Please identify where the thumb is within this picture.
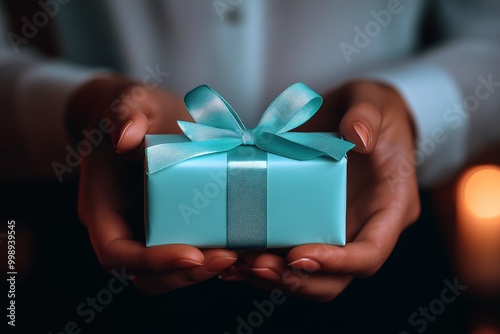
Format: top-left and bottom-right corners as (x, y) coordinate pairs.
(110, 87), (150, 154)
(339, 102), (382, 154)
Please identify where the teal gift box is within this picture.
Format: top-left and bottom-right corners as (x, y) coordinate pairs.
(144, 83), (354, 249)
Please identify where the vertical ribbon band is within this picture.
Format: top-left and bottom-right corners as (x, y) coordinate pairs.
(226, 147), (268, 249)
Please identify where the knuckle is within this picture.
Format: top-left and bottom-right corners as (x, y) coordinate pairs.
(143, 92), (161, 118)
(95, 242), (121, 274)
(402, 187), (421, 229)
(143, 256), (168, 274)
(359, 254), (385, 278)
(348, 80), (384, 96)
(97, 253), (114, 273)
(329, 247), (349, 269)
(360, 263), (382, 278)
(304, 244), (329, 259)
(408, 198), (421, 224)
(112, 104), (131, 122)
(354, 101), (378, 113)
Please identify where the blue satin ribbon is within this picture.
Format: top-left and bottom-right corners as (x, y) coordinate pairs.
(226, 146), (268, 249)
(145, 83), (354, 248)
(145, 82), (355, 174)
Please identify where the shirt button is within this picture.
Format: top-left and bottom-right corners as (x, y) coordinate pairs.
(226, 8), (241, 24)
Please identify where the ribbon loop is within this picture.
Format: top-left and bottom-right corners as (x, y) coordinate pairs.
(184, 85), (246, 132)
(146, 83), (355, 174)
(255, 82), (323, 134)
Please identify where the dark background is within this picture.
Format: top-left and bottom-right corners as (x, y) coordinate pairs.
(1, 179), (468, 334)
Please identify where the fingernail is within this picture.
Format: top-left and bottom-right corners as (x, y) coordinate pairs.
(251, 268), (281, 282)
(206, 256), (238, 273)
(115, 120), (134, 152)
(288, 258), (321, 272)
(170, 258), (204, 270)
(352, 122), (370, 148)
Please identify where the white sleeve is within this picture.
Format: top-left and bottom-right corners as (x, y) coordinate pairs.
(366, 0), (500, 186)
(0, 3), (109, 179)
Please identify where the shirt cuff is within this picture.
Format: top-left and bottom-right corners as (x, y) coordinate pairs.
(15, 61), (110, 176)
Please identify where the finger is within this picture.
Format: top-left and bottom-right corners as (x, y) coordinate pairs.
(110, 101), (150, 153)
(226, 252), (293, 291)
(287, 208), (403, 277)
(246, 252), (289, 283)
(89, 203), (236, 277)
(339, 101), (382, 154)
(92, 236), (206, 275)
(284, 273), (353, 302)
(242, 252), (315, 291)
(133, 249), (237, 294)
(236, 253), (353, 302)
(87, 212), (207, 275)
(87, 200), (207, 275)
(232, 273), (351, 302)
(80, 149), (205, 275)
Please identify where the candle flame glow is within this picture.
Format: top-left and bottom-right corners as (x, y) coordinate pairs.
(461, 165), (500, 219)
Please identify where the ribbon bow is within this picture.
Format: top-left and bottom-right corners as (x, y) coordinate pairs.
(146, 82), (354, 174)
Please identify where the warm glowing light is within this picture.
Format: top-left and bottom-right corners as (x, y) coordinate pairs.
(461, 166), (500, 219)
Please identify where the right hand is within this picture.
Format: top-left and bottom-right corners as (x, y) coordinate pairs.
(221, 80), (421, 302)
(67, 76), (238, 294)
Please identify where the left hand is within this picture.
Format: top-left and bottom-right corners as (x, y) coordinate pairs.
(69, 77), (238, 295)
(219, 80), (421, 301)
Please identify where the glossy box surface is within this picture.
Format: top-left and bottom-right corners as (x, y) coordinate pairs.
(145, 134), (347, 248)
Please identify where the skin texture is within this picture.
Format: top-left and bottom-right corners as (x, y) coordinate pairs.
(67, 77), (420, 298)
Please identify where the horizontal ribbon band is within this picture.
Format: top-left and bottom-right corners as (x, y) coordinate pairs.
(145, 82), (355, 174)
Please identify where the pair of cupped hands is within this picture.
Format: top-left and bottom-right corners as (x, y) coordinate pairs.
(68, 76), (419, 302)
